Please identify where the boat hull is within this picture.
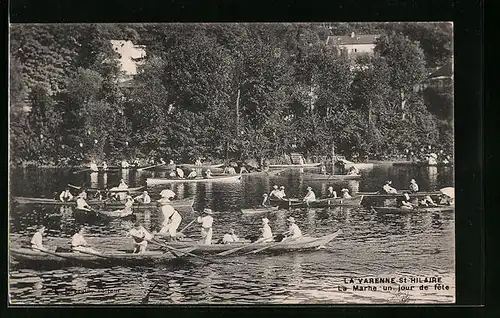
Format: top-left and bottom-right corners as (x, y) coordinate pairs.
(372, 206), (454, 214)
(302, 173), (361, 180)
(241, 206), (280, 215)
(179, 163), (224, 169)
(68, 184), (145, 193)
(357, 191), (442, 198)
(146, 175), (241, 185)
(268, 163), (321, 169)
(269, 196), (363, 209)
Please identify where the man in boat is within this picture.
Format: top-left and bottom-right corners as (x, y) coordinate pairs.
(398, 193), (414, 210)
(157, 190), (182, 241)
(31, 225), (48, 251)
(326, 186), (337, 199)
(221, 229), (239, 244)
(261, 193), (270, 206)
(224, 166), (236, 175)
(439, 194), (454, 206)
(59, 187), (74, 202)
(347, 166), (359, 175)
(176, 167), (185, 179)
(129, 221), (154, 254)
(72, 227), (101, 254)
(419, 195), (438, 207)
(159, 158), (166, 165)
(282, 217), (302, 241)
(269, 185), (281, 200)
(303, 186), (316, 203)
(197, 208), (214, 245)
(89, 161), (99, 172)
(341, 188), (352, 199)
(278, 186), (287, 199)
(121, 159), (130, 169)
(187, 168), (197, 179)
(320, 164), (327, 175)
(205, 169), (213, 179)
(382, 181), (398, 194)
(102, 161), (108, 171)
(169, 159), (175, 165)
(195, 158), (202, 166)
(94, 189), (103, 201)
(261, 217), (274, 242)
(116, 179), (129, 201)
(409, 179), (419, 193)
(76, 194), (92, 212)
(134, 191), (151, 204)
(118, 179), (128, 189)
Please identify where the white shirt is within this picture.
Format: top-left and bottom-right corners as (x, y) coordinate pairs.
(303, 190), (316, 202)
(187, 171), (197, 178)
(60, 190), (73, 202)
(269, 190), (281, 199)
(262, 224), (273, 240)
(76, 197), (89, 209)
(118, 182), (128, 189)
(342, 192), (352, 199)
(288, 223), (302, 238)
(72, 233), (88, 247)
(197, 215), (213, 228)
(31, 232), (44, 249)
(222, 233), (239, 243)
(129, 226), (153, 242)
(383, 184), (397, 194)
(176, 168), (184, 178)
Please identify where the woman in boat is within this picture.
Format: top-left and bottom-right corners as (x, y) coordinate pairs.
(118, 179), (128, 189)
(341, 188), (352, 199)
(382, 181), (398, 194)
(176, 167), (185, 179)
(94, 189), (103, 201)
(303, 186), (316, 203)
(320, 164), (327, 175)
(347, 166), (359, 175)
(398, 193), (414, 210)
(282, 217), (302, 241)
(187, 168), (197, 179)
(129, 221), (154, 254)
(157, 190), (182, 241)
(89, 161), (99, 172)
(76, 194), (92, 212)
(77, 188), (88, 200)
(419, 195), (438, 207)
(326, 186), (337, 199)
(221, 229), (239, 244)
(409, 179), (419, 193)
(278, 186), (287, 199)
(261, 218), (274, 242)
(195, 158), (202, 166)
(134, 191), (151, 204)
(269, 185), (281, 200)
(31, 225), (48, 251)
(197, 208), (214, 245)
(59, 188), (74, 202)
(205, 169), (213, 179)
(261, 193), (270, 206)
(71, 227), (101, 254)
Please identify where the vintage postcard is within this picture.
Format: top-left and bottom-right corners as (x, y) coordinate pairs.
(9, 22), (455, 305)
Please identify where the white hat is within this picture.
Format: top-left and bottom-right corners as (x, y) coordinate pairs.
(263, 193), (268, 197)
(341, 188), (349, 193)
(410, 179), (416, 183)
(126, 195), (133, 199)
(203, 208), (213, 215)
(328, 186), (333, 190)
(273, 185), (278, 189)
(280, 186), (285, 189)
(160, 189), (175, 199)
(287, 217), (295, 223)
(143, 191), (148, 194)
(262, 218), (269, 224)
(306, 186), (312, 190)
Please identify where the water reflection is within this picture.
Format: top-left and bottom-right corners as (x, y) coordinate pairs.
(427, 167), (438, 189)
(90, 172), (98, 188)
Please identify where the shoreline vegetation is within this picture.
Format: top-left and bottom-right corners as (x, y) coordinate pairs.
(10, 23), (453, 167)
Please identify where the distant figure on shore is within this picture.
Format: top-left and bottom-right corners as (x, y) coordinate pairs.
(176, 167), (185, 179)
(409, 179), (419, 193)
(59, 188), (74, 202)
(382, 181), (398, 194)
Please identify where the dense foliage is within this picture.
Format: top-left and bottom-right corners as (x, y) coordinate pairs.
(10, 23), (453, 165)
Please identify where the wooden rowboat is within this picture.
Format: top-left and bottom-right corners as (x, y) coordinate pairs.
(12, 196), (195, 210)
(68, 184), (145, 193)
(269, 196), (363, 209)
(302, 173), (361, 180)
(268, 163), (321, 169)
(371, 205), (454, 214)
(240, 169), (286, 177)
(146, 174), (241, 185)
(241, 206), (280, 215)
(357, 191), (442, 198)
(179, 163), (225, 169)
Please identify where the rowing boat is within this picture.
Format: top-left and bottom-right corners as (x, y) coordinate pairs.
(241, 206), (280, 215)
(179, 163), (225, 169)
(302, 173), (361, 180)
(146, 174), (241, 185)
(268, 163), (321, 169)
(357, 191), (442, 198)
(68, 184), (145, 193)
(240, 169), (286, 177)
(392, 162), (453, 167)
(13, 196), (195, 209)
(269, 196), (363, 209)
(371, 205), (454, 214)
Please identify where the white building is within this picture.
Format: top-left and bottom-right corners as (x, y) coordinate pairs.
(110, 40), (146, 82)
(326, 32), (380, 56)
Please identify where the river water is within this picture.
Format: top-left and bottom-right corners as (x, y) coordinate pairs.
(9, 165), (455, 304)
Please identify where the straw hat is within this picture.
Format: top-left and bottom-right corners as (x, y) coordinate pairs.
(143, 191), (148, 194)
(273, 185), (278, 189)
(286, 217), (295, 223)
(328, 186), (334, 190)
(126, 195), (133, 200)
(341, 188), (349, 193)
(410, 179), (416, 183)
(306, 186), (312, 190)
(203, 208), (214, 215)
(280, 186), (285, 189)
(160, 189), (175, 199)
(262, 217), (269, 224)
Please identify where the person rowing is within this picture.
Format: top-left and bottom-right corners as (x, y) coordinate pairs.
(277, 186), (287, 199)
(128, 221), (154, 254)
(59, 187), (74, 202)
(205, 169), (213, 179)
(303, 186), (316, 203)
(382, 181), (398, 194)
(134, 191), (151, 204)
(71, 227), (101, 254)
(187, 168), (197, 179)
(221, 229), (239, 244)
(197, 208), (214, 245)
(281, 217), (302, 241)
(76, 194), (92, 212)
(176, 167), (185, 179)
(157, 190), (182, 241)
(347, 166), (359, 175)
(326, 186), (338, 199)
(31, 225), (48, 251)
(398, 193), (414, 210)
(260, 217), (274, 242)
(269, 185), (281, 200)
(341, 188), (352, 199)
(409, 179), (419, 193)
(116, 179), (129, 201)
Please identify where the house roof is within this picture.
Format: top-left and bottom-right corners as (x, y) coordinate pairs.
(428, 62), (453, 79)
(326, 33), (380, 46)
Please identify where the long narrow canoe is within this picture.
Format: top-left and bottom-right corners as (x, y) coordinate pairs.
(392, 162), (453, 167)
(68, 184), (145, 193)
(179, 163), (225, 169)
(357, 191), (442, 198)
(241, 206), (280, 215)
(269, 196), (363, 209)
(240, 169), (286, 177)
(268, 163), (321, 169)
(371, 205), (454, 214)
(13, 196), (195, 209)
(146, 174), (241, 185)
(302, 173), (361, 181)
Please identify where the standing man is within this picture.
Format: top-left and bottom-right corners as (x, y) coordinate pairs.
(197, 208), (214, 245)
(157, 190), (182, 241)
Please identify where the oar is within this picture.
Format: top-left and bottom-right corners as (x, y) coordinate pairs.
(137, 163), (165, 171)
(147, 238), (217, 263)
(72, 168), (91, 174)
(244, 235), (303, 255)
(30, 246), (97, 264)
(216, 237), (268, 256)
(69, 248), (112, 259)
(178, 219), (197, 234)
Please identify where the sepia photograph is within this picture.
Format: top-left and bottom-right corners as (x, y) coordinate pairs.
(8, 22), (455, 305)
